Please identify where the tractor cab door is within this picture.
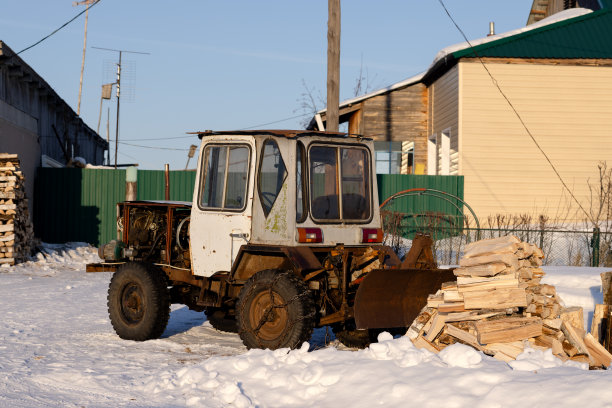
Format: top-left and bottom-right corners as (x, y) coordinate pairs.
(190, 137), (255, 277)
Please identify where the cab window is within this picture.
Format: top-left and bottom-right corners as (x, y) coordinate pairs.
(200, 145), (249, 210)
(258, 139), (287, 217)
(309, 145), (370, 221)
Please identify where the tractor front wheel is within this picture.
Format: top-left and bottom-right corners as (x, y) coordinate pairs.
(107, 262), (170, 341)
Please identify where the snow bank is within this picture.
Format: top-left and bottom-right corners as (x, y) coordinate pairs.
(140, 334), (612, 408)
(1, 245), (611, 407)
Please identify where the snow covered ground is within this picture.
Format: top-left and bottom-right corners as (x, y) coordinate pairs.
(1, 244), (611, 407)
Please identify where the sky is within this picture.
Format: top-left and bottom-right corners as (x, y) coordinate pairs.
(2, 0), (532, 169)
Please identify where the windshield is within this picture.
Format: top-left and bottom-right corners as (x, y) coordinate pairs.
(309, 145), (371, 221)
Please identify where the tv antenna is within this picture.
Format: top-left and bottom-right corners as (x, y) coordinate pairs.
(92, 46), (149, 168)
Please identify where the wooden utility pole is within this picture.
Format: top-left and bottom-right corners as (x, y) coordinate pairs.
(73, 0), (97, 116)
(327, 0), (340, 132)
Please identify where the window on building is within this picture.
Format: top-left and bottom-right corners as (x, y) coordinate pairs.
(374, 141), (414, 174)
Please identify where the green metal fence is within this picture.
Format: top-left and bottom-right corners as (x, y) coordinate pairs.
(34, 168), (464, 247)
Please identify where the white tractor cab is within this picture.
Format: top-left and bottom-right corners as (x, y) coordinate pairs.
(89, 130), (454, 350)
(190, 130), (382, 277)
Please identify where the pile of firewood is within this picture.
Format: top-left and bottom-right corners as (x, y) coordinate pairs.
(0, 153), (35, 265)
(408, 235), (612, 368)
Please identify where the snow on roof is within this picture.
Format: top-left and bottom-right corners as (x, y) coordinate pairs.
(316, 72), (425, 115)
(429, 8), (593, 69)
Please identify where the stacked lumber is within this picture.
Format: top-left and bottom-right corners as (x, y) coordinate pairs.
(0, 154), (35, 265)
(408, 235), (612, 368)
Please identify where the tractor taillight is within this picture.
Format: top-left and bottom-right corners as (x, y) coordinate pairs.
(297, 228), (323, 243)
(362, 228), (383, 243)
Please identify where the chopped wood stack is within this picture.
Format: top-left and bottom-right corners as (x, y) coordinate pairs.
(408, 235), (612, 368)
(0, 154), (35, 265)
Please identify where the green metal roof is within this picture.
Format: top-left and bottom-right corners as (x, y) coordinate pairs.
(452, 8), (612, 60)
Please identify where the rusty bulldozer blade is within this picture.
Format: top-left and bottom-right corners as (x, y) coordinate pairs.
(354, 267), (456, 330)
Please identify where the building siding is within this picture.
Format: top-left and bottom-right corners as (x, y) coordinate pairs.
(361, 84), (428, 171)
(459, 60), (612, 221)
(429, 65), (459, 175)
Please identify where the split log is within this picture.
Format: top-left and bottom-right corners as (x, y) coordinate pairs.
(584, 333), (612, 368)
(590, 304), (609, 344)
(453, 263), (508, 277)
(462, 235), (521, 259)
(445, 323), (483, 350)
(412, 336), (441, 353)
(475, 317), (542, 344)
(463, 287), (527, 309)
(459, 253), (519, 270)
(560, 306), (584, 331)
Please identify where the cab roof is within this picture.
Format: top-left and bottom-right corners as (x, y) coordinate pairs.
(191, 129), (372, 141)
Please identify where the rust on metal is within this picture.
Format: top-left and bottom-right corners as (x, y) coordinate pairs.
(280, 246), (323, 272)
(353, 267), (456, 330)
(400, 233), (437, 270)
(191, 129), (370, 141)
(86, 263), (121, 273)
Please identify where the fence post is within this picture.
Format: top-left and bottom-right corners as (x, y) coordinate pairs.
(592, 227), (601, 267)
(539, 229), (544, 251)
(126, 166), (137, 201)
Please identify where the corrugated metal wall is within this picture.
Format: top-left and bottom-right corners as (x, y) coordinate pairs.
(377, 174), (464, 237)
(34, 168), (126, 246)
(34, 168), (463, 246)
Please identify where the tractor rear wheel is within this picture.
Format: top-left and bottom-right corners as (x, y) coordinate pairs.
(237, 270), (315, 350)
(107, 262), (170, 341)
(205, 308), (238, 333)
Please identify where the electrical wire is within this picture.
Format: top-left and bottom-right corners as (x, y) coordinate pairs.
(15, 0), (101, 56)
(437, 0), (594, 224)
(119, 141), (190, 151)
(238, 113), (312, 130)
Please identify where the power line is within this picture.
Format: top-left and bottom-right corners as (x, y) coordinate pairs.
(16, 0), (101, 56)
(436, 0), (594, 224)
(238, 113), (312, 130)
(119, 141), (190, 151)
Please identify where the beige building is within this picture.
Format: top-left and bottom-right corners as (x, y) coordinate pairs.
(311, 5), (612, 222)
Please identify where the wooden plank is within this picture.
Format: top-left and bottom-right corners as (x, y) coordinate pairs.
(463, 287), (527, 309)
(475, 317), (542, 344)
